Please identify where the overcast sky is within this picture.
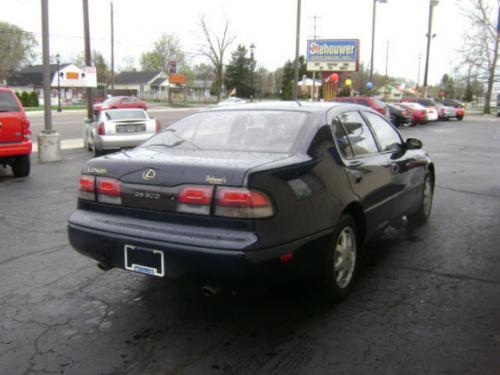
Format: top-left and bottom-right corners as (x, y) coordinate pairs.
(3, 0), (482, 84)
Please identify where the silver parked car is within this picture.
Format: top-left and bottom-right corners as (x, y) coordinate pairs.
(84, 109), (160, 156)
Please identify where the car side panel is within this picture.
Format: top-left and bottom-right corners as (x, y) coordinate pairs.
(247, 142), (356, 251)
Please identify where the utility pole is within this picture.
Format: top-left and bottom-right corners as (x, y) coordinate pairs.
(292, 0), (301, 100)
(83, 0), (93, 121)
(309, 15), (321, 101)
(41, 0), (52, 134)
(110, 1), (114, 94)
(38, 0), (61, 163)
(423, 0), (438, 98)
(416, 52), (422, 95)
(370, 0), (387, 86)
(383, 41), (389, 101)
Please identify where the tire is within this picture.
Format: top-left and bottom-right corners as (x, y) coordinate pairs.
(457, 116), (463, 121)
(12, 155), (30, 178)
(92, 145), (104, 157)
(408, 172), (434, 227)
(323, 214), (359, 301)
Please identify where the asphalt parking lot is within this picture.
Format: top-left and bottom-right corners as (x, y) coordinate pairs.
(1, 115), (499, 374)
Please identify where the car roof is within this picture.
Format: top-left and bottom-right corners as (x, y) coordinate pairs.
(206, 100), (346, 114)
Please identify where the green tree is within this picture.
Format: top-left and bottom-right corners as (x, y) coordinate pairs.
(281, 56), (309, 100)
(440, 74), (456, 98)
(0, 22), (37, 82)
(20, 91), (29, 107)
(225, 45), (253, 98)
(140, 33), (185, 72)
(92, 50), (110, 86)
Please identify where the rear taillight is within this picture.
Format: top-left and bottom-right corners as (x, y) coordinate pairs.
(21, 118), (31, 141)
(98, 122), (105, 135)
(177, 186), (213, 215)
(96, 177), (121, 205)
(215, 187), (273, 218)
(155, 119), (161, 133)
(79, 175), (95, 200)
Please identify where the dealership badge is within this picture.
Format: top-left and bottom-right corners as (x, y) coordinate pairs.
(142, 169), (156, 181)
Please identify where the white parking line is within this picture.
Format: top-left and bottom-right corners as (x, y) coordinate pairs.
(32, 138), (83, 153)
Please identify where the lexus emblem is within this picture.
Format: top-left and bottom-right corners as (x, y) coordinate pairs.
(142, 169), (156, 181)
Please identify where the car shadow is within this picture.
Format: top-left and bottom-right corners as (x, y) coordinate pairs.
(108, 222), (424, 373)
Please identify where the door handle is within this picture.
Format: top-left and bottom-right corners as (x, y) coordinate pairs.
(349, 170), (363, 184)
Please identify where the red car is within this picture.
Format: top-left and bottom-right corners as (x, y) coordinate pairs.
(453, 107), (465, 121)
(0, 87), (32, 177)
(398, 103), (427, 125)
(333, 96), (390, 118)
(93, 96), (147, 114)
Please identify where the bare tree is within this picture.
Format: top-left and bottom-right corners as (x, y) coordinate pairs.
(198, 16), (235, 102)
(459, 0), (499, 113)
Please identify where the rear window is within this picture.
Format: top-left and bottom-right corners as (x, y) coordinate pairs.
(0, 91), (21, 112)
(142, 110), (308, 153)
(419, 99), (436, 106)
(102, 97), (122, 105)
(104, 109), (147, 120)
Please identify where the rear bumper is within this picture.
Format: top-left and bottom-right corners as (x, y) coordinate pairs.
(0, 141), (32, 158)
(67, 209), (328, 283)
(94, 133), (154, 150)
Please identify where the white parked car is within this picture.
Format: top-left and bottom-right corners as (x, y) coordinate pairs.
(402, 102), (438, 122)
(217, 97), (248, 106)
(84, 109), (161, 157)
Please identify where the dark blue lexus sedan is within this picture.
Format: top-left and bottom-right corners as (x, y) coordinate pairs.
(68, 102), (434, 300)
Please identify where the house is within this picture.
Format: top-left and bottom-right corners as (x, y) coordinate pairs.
(187, 80), (214, 101)
(113, 71), (168, 99)
(6, 64), (94, 105)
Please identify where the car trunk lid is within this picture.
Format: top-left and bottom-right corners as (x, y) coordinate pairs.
(84, 147), (289, 211)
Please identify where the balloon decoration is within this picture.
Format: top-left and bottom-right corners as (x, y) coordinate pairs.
(345, 78), (352, 87)
(329, 73), (339, 83)
(366, 81), (374, 90)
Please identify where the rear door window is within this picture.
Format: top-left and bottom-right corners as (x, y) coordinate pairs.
(364, 112), (402, 152)
(337, 111), (379, 157)
(0, 92), (21, 112)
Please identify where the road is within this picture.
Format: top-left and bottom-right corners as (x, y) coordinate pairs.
(0, 115), (499, 374)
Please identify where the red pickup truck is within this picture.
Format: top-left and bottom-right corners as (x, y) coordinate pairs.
(0, 87), (32, 177)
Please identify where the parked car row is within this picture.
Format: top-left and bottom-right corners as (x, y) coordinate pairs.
(333, 96), (465, 128)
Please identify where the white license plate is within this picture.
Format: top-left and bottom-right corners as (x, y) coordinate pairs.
(124, 245), (164, 277)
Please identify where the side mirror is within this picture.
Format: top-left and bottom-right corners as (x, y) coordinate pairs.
(405, 138), (422, 150)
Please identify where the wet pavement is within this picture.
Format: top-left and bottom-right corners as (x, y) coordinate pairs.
(0, 116), (499, 374)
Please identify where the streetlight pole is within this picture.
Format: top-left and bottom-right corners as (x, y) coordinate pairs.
(370, 0), (387, 85)
(292, 0), (301, 100)
(56, 53), (62, 112)
(250, 43), (255, 102)
(423, 0), (439, 98)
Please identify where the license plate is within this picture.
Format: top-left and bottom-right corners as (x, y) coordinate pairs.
(117, 125), (145, 133)
(124, 245), (164, 277)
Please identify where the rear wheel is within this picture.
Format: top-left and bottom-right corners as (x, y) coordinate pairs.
(92, 145), (104, 157)
(12, 155), (30, 178)
(457, 116), (463, 121)
(323, 215), (358, 301)
(408, 172), (433, 227)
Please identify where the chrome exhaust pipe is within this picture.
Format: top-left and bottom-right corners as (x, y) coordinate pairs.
(97, 261), (112, 271)
(201, 284), (223, 297)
